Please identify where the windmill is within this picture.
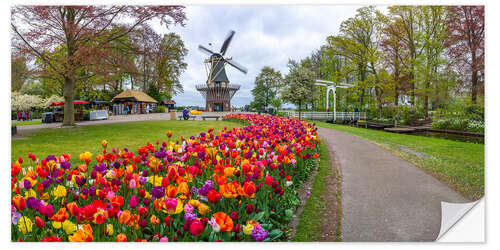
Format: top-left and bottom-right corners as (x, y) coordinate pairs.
(196, 30), (248, 112)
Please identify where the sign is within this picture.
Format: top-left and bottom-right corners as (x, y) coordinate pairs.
(90, 110), (108, 120)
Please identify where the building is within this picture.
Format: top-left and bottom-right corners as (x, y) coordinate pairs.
(111, 90), (158, 115)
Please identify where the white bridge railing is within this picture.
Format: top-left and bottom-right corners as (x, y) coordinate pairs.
(279, 111), (367, 121)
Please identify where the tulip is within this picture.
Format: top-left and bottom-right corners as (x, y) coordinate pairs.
(116, 233), (127, 242)
(189, 219), (204, 236)
(35, 216), (45, 228)
(164, 216), (172, 226)
(129, 195), (139, 209)
(246, 204), (254, 214)
(207, 190), (221, 203)
(12, 194), (25, 211)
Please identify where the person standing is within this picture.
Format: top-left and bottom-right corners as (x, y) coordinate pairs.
(17, 111), (21, 121)
(29, 111), (33, 121)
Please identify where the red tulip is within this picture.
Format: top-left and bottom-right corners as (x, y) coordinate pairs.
(189, 219), (204, 236)
(35, 216), (45, 228)
(207, 190), (221, 203)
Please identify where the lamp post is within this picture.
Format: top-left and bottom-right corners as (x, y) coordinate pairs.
(315, 79), (353, 122)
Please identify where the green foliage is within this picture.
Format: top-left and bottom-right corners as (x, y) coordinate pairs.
(156, 105), (166, 113)
(146, 83), (170, 103)
(432, 118), (484, 133)
(251, 66), (283, 110)
(11, 54), (30, 91)
(293, 140), (337, 242)
(20, 82), (45, 96)
(153, 32), (188, 96)
(281, 66), (316, 110)
(398, 106), (425, 125)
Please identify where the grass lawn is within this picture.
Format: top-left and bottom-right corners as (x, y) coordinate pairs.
(293, 140), (339, 241)
(12, 120), (241, 166)
(12, 120), (42, 126)
(314, 122), (484, 200)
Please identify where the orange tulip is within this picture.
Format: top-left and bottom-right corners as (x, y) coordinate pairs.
(118, 210), (132, 225)
(12, 194), (25, 211)
(69, 224), (93, 242)
(109, 196), (124, 208)
(223, 167), (235, 177)
(51, 208), (69, 222)
(150, 215), (160, 225)
(77, 164), (88, 173)
(166, 185), (178, 198)
(213, 212), (233, 232)
(116, 233), (127, 242)
(178, 182), (189, 195)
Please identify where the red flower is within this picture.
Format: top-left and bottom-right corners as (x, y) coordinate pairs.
(265, 176), (273, 186)
(35, 216), (45, 228)
(189, 219), (204, 236)
(207, 190), (221, 203)
(41, 236), (61, 242)
(243, 181), (256, 196)
(110, 195), (124, 208)
(246, 204), (254, 214)
(164, 216), (172, 226)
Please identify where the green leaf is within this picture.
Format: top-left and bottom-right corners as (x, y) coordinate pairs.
(253, 211), (265, 222)
(267, 229), (283, 241)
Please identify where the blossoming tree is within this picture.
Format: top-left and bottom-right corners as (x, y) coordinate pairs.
(11, 6), (186, 126)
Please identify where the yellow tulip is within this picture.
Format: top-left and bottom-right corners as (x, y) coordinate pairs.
(18, 216), (33, 234)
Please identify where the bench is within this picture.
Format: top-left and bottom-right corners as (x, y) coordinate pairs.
(202, 116), (220, 121)
(178, 115), (196, 120)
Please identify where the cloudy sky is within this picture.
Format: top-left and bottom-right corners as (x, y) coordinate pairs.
(151, 5), (367, 107)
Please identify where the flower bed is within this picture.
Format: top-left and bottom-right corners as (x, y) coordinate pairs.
(11, 114), (320, 242)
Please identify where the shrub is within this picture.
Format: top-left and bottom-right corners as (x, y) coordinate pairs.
(156, 106), (166, 113)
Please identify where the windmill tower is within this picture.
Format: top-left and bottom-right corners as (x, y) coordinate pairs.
(196, 30), (248, 112)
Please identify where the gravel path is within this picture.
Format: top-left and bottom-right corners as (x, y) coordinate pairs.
(317, 127), (469, 242)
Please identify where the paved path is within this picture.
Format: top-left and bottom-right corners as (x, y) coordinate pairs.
(318, 127), (469, 242)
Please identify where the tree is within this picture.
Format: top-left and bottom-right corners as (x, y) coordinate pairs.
(380, 17), (409, 107)
(20, 81), (45, 96)
(11, 92), (42, 111)
(251, 66), (282, 110)
(281, 66), (316, 120)
(152, 32), (188, 96)
(11, 54), (30, 91)
(417, 6), (448, 117)
(11, 6), (186, 126)
(326, 6), (382, 110)
(445, 6), (484, 104)
(387, 6), (425, 106)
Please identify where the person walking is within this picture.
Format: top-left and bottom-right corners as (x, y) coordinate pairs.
(29, 111), (33, 121)
(17, 111), (21, 121)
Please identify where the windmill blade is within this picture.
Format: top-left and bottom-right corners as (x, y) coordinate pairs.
(198, 45), (215, 56)
(220, 30), (235, 56)
(226, 59), (248, 74)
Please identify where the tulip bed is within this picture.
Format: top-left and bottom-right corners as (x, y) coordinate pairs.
(11, 114), (321, 242)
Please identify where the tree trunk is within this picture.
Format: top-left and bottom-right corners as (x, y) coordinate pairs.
(409, 70), (415, 106)
(62, 76), (75, 126)
(471, 69), (478, 104)
(298, 100), (302, 120)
